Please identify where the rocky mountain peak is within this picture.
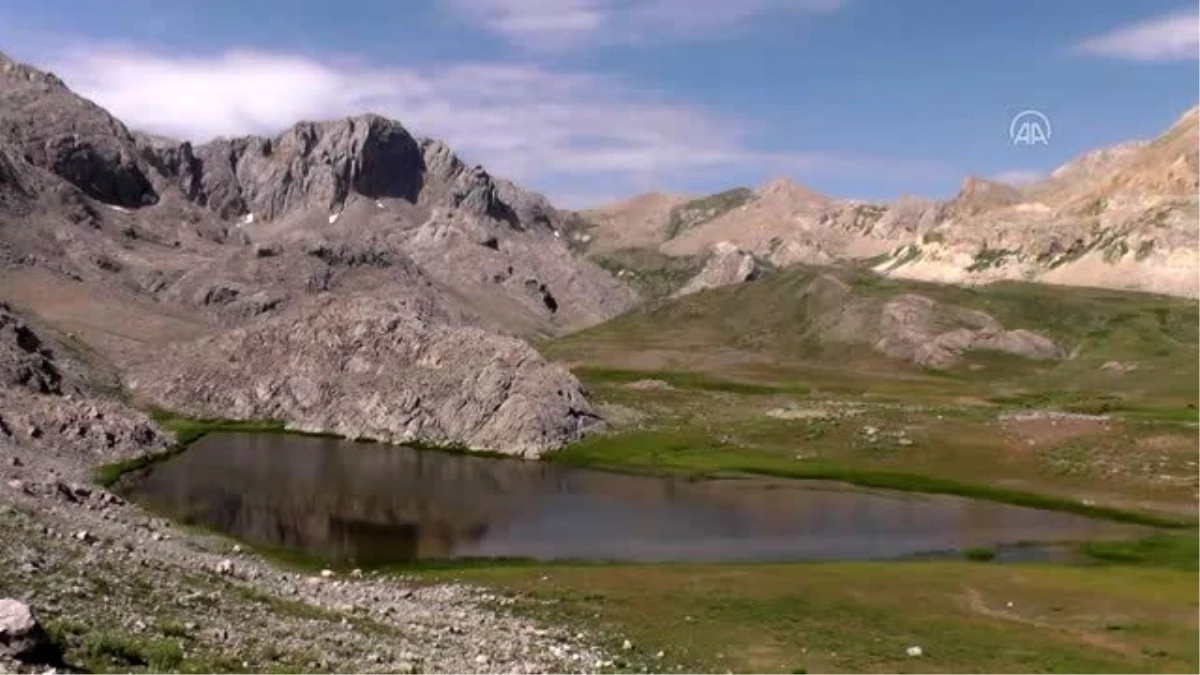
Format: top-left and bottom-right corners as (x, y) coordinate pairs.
(941, 176), (1023, 219)
(0, 53), (158, 209)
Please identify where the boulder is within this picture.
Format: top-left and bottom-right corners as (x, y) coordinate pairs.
(0, 599), (49, 661)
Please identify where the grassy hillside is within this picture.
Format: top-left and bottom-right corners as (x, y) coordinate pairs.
(481, 264), (1200, 674)
(548, 263), (1199, 417)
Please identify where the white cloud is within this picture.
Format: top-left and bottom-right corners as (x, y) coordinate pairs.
(441, 0), (844, 49)
(41, 45), (945, 207)
(1076, 8), (1199, 61)
(991, 169), (1045, 186)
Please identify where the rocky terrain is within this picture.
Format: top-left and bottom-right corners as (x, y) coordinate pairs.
(127, 296), (601, 456)
(0, 299), (613, 674)
(574, 107), (1200, 299)
(0, 50), (638, 455)
(0, 49), (641, 672)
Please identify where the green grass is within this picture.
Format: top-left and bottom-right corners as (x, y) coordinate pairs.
(549, 429), (1193, 528)
(425, 560), (1199, 674)
(665, 187), (755, 239)
(590, 248), (708, 299)
(575, 366), (805, 395)
(82, 631), (147, 668)
(1081, 532), (1199, 571)
(963, 546), (997, 562)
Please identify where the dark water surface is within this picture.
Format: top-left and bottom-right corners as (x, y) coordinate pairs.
(122, 432), (1140, 566)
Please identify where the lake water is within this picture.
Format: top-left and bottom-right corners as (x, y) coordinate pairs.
(121, 432), (1141, 566)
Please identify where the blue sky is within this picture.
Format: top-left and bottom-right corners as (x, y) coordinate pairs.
(1, 0), (1197, 207)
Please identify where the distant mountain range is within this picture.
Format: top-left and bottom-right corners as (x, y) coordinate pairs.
(572, 107), (1199, 298)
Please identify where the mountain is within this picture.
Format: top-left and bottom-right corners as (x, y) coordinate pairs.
(575, 107), (1200, 299)
(0, 50), (637, 454)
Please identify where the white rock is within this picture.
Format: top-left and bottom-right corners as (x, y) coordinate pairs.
(621, 639), (633, 650)
(475, 654), (489, 665)
(320, 569), (334, 579)
(216, 559), (235, 575)
(73, 530), (91, 543)
(0, 598), (47, 659)
(232, 544), (242, 554)
(906, 646), (923, 657)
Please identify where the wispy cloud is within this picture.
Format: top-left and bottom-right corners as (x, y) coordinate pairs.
(441, 0), (844, 50)
(36, 44), (945, 208)
(1076, 8), (1199, 61)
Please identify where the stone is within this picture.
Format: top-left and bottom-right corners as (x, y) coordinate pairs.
(621, 639), (633, 651)
(73, 530), (92, 543)
(215, 559), (235, 575)
(0, 599), (49, 660)
(320, 569), (334, 579)
(906, 646), (923, 657)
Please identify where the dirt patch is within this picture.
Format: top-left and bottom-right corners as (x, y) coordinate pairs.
(998, 417), (1112, 451)
(625, 379), (673, 392)
(960, 587), (1137, 656)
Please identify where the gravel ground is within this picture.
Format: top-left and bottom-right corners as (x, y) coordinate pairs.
(0, 440), (615, 674)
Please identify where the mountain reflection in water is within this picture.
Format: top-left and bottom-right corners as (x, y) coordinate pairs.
(121, 432), (1140, 566)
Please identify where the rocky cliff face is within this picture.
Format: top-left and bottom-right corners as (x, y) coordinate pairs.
(0, 52), (158, 208)
(127, 296), (601, 456)
(0, 51), (634, 455)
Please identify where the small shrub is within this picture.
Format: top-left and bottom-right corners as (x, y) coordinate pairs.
(146, 638), (184, 671)
(83, 631), (145, 666)
(158, 619), (190, 638)
(964, 546), (997, 562)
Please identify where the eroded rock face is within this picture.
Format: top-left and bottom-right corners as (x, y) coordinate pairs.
(127, 297), (603, 456)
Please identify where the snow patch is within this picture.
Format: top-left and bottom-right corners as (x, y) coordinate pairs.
(375, 201), (385, 209)
(328, 213), (340, 224)
(241, 213), (255, 225)
(103, 204), (132, 214)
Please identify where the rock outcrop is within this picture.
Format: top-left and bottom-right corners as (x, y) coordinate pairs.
(0, 303), (171, 466)
(868, 294), (1064, 368)
(0, 52), (158, 208)
(796, 275), (1066, 368)
(127, 297), (602, 456)
(0, 598), (50, 662)
(674, 243), (764, 297)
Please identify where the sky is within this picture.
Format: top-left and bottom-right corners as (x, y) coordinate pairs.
(1, 0), (1197, 208)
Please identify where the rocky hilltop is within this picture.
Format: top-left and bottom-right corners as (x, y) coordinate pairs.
(573, 107), (1200, 298)
(128, 296), (601, 457)
(0, 50), (636, 455)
